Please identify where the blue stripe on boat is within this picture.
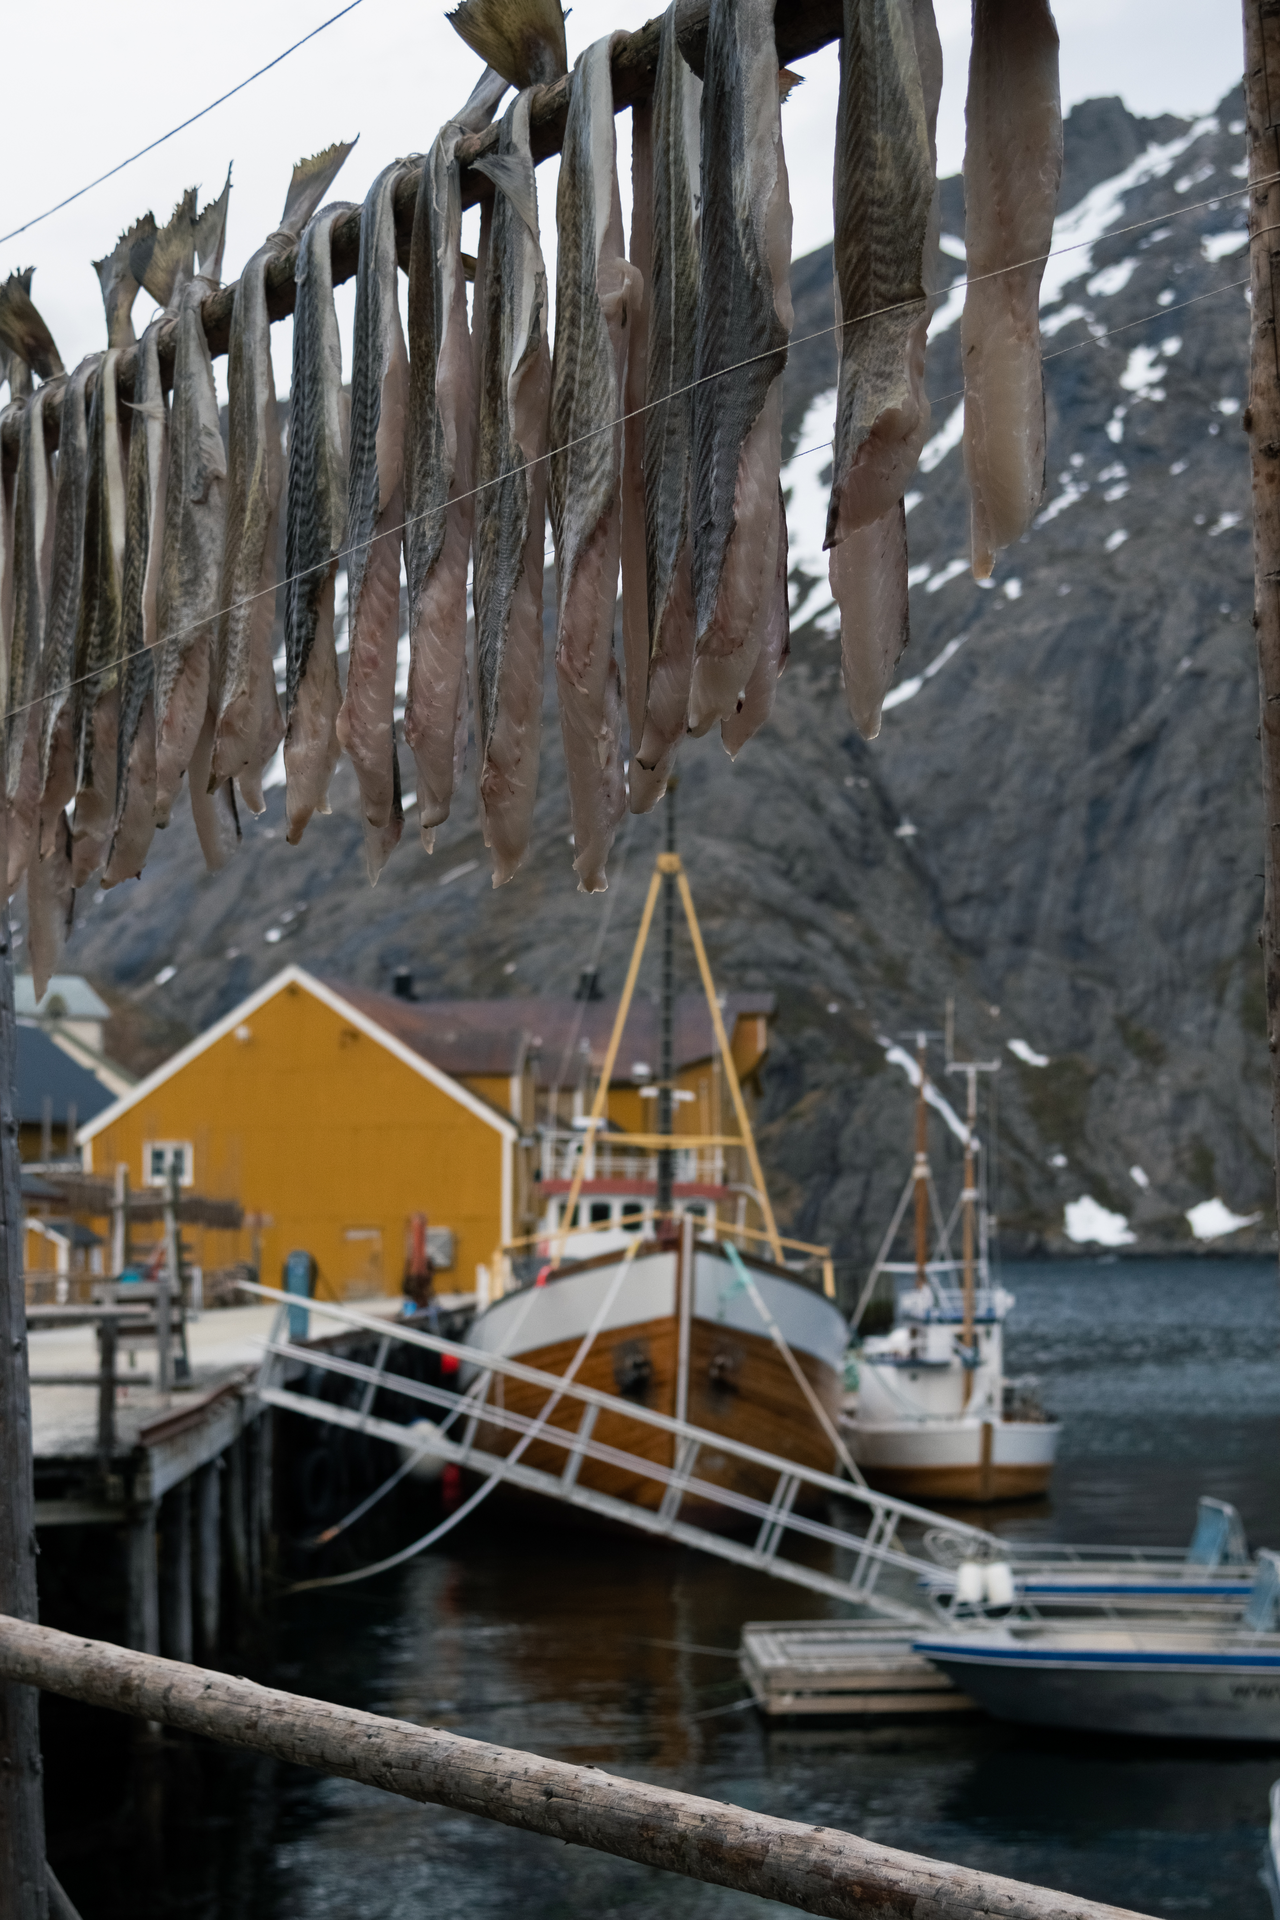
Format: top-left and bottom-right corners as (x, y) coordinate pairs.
(913, 1644), (1280, 1669)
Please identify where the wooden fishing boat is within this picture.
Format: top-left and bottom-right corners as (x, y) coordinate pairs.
(464, 1221), (849, 1519)
(461, 806), (850, 1520)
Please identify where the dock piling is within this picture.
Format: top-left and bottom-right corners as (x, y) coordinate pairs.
(195, 1463), (221, 1655)
(160, 1486), (194, 1665)
(125, 1506), (160, 1656)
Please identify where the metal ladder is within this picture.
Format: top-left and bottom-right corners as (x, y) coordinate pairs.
(248, 1285), (996, 1623)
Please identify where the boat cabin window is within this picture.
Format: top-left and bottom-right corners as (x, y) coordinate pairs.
(589, 1202), (612, 1225)
(621, 1201), (644, 1224)
(685, 1203), (706, 1220)
(559, 1203), (580, 1228)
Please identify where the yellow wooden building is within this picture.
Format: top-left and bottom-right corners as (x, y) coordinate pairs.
(77, 967), (775, 1303)
(79, 968), (517, 1303)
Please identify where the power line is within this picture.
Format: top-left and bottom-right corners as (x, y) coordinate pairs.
(0, 0), (365, 248)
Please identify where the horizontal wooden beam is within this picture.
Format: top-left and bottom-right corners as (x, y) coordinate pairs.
(2, 0), (841, 460)
(0, 1615), (1154, 1920)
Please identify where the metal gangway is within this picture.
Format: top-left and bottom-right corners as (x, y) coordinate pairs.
(245, 1284), (996, 1623)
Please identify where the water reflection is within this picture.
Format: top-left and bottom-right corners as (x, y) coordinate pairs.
(44, 1257), (1280, 1918)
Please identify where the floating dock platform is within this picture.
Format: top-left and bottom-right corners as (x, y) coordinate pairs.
(739, 1620), (976, 1719)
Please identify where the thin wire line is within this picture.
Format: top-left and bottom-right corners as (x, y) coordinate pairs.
(0, 0), (365, 248)
(8, 182), (1262, 732)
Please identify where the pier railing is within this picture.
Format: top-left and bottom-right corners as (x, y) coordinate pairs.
(243, 1283), (987, 1621)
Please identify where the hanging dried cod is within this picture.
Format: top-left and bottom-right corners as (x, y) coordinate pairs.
(71, 341), (129, 886)
(470, 88), (553, 885)
(335, 157), (411, 882)
(689, 0), (792, 741)
(961, 0), (1062, 577)
(629, 1), (700, 811)
(152, 178), (240, 871)
(825, 0), (940, 740)
(402, 66), (507, 850)
(7, 379), (57, 895)
(549, 34), (641, 893)
(214, 141), (353, 813)
(283, 197), (357, 846)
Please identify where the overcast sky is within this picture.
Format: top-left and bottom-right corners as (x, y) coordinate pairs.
(0, 0), (1246, 398)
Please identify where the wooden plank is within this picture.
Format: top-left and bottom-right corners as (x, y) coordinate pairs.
(0, 1614), (1159, 1920)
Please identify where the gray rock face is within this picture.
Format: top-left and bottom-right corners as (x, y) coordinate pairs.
(46, 87), (1271, 1291)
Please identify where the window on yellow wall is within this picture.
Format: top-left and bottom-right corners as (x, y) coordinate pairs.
(144, 1141), (195, 1188)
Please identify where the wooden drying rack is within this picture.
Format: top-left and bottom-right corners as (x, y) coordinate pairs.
(0, 0), (841, 461)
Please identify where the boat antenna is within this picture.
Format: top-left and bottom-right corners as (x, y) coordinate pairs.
(943, 997), (1001, 1400)
(656, 780), (678, 1221)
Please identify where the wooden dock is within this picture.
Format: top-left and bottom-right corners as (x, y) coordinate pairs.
(28, 1295), (408, 1657)
(739, 1620), (976, 1719)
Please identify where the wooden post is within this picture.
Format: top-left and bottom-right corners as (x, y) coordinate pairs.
(225, 1436), (250, 1620)
(257, 1409), (275, 1591)
(159, 1485), (193, 1665)
(0, 785), (49, 1916)
(96, 1316), (117, 1464)
(245, 1422), (263, 1608)
(1246, 0), (1280, 1228)
(110, 1164), (129, 1277)
(195, 1463), (221, 1656)
(0, 1614), (1159, 1920)
(674, 1211), (694, 1430)
(125, 1506), (159, 1656)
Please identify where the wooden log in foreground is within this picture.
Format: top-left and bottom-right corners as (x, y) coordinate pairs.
(0, 0), (841, 459)
(0, 1615), (1153, 1920)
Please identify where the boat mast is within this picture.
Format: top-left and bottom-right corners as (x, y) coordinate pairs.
(913, 1032), (930, 1294)
(945, 1001), (1001, 1405)
(656, 783), (677, 1221)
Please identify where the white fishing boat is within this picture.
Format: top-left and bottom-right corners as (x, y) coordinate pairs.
(914, 1550), (1280, 1742)
(843, 1026), (1059, 1502)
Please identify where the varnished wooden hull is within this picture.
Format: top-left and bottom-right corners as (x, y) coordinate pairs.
(857, 1461), (1053, 1502)
(464, 1243), (848, 1527)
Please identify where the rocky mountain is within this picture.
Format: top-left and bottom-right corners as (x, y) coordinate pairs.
(39, 84), (1271, 1291)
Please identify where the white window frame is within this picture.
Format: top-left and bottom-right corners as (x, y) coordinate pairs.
(143, 1140), (195, 1188)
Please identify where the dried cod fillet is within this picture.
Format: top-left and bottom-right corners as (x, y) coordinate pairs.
(447, 0), (567, 88)
(722, 484), (788, 758)
(619, 94), (651, 787)
(470, 89), (553, 886)
(825, 0), (938, 740)
(7, 388), (56, 894)
(549, 36), (642, 893)
(335, 157), (412, 882)
(214, 140), (354, 812)
(37, 356), (97, 848)
(631, 2), (701, 811)
(27, 807), (73, 999)
(284, 199), (357, 846)
(71, 347), (128, 885)
(962, 0), (1061, 577)
(104, 320), (169, 886)
(403, 68), (507, 850)
(194, 168), (233, 284)
(154, 278), (229, 843)
(689, 0), (792, 737)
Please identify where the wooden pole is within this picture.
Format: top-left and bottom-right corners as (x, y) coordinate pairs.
(195, 1463), (221, 1656)
(159, 1485), (193, 1666)
(124, 1506), (159, 1655)
(1245, 0), (1280, 1233)
(0, 1615), (1157, 1920)
(0, 766), (48, 1915)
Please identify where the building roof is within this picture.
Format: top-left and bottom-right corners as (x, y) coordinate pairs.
(78, 966), (518, 1146)
(15, 974), (111, 1021)
(16, 1024), (117, 1129)
(331, 984), (777, 1087)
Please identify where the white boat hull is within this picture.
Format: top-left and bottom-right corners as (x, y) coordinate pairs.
(847, 1416), (1059, 1502)
(915, 1629), (1280, 1742)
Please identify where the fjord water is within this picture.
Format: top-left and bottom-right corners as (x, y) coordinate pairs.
(45, 1257), (1280, 1919)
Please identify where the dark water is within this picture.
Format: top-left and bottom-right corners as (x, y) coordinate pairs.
(44, 1258), (1280, 1919)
